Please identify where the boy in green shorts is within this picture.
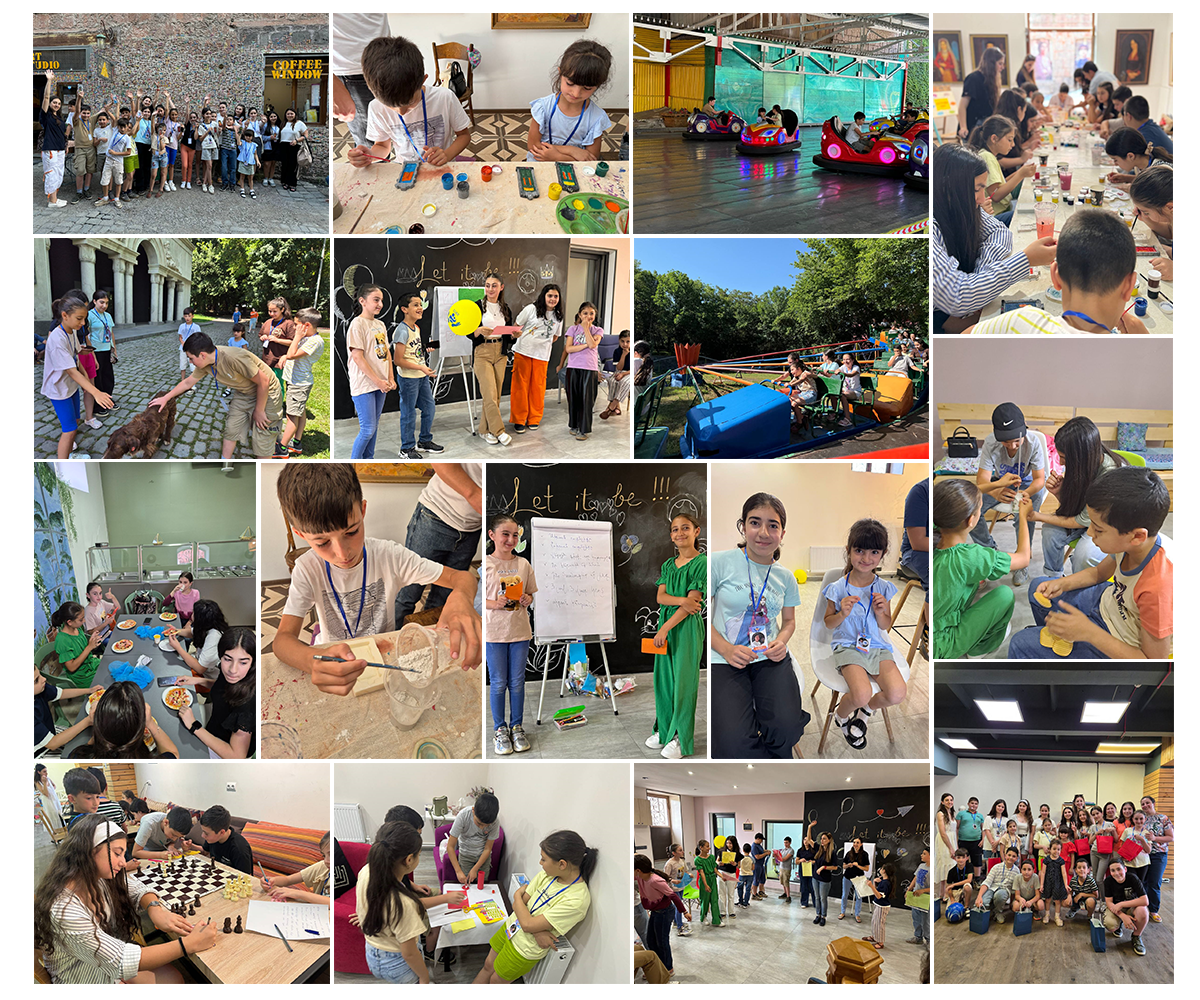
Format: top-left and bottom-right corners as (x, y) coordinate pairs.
(278, 306), (325, 457)
(151, 331), (283, 458)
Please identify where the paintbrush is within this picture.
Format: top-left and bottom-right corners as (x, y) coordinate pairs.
(313, 654), (419, 673)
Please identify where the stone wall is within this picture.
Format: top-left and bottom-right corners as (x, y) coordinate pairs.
(34, 13), (328, 181)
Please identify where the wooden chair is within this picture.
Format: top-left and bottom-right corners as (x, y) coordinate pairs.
(432, 43), (476, 126)
(38, 807), (69, 847)
(890, 574), (928, 668)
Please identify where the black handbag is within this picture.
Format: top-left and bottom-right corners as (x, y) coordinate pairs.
(448, 61), (468, 98)
(946, 426), (979, 458)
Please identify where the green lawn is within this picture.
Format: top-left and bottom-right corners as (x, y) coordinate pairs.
(299, 329), (331, 458)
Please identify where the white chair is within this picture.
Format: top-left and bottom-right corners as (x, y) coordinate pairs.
(808, 567), (911, 753)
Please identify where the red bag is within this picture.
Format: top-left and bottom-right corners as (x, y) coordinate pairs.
(1096, 835), (1114, 854)
(1060, 841), (1076, 861)
(1074, 838), (1090, 856)
(1118, 837), (1143, 862)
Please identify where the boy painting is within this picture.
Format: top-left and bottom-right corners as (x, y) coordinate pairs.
(272, 463), (481, 694)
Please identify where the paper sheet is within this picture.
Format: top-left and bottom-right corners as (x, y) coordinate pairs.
(801, 862), (813, 876)
(425, 902), (475, 929)
(451, 917), (476, 931)
(468, 886), (501, 906)
(245, 900), (330, 940)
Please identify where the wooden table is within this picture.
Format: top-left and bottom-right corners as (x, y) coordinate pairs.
(142, 857), (327, 984)
(260, 628), (482, 759)
(981, 122), (1173, 332)
(333, 159), (629, 234)
(63, 629), (209, 759)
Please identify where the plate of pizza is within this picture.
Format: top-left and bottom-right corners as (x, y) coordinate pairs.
(86, 689), (104, 715)
(159, 612), (178, 622)
(111, 638), (135, 653)
(162, 686), (193, 711)
(117, 619), (137, 630)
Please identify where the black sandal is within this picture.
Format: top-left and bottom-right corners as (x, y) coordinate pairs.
(836, 712), (868, 750)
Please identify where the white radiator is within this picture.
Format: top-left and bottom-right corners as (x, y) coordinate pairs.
(809, 524), (905, 575)
(509, 872), (576, 983)
(334, 802), (367, 843)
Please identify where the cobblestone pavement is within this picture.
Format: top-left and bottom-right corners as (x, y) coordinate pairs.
(35, 322), (258, 459)
(33, 160), (329, 235)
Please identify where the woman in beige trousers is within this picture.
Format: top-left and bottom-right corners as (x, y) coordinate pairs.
(471, 273), (514, 446)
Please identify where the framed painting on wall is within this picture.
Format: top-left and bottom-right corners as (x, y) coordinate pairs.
(491, 13), (591, 30)
(933, 31), (964, 83)
(354, 464), (436, 484)
(970, 34), (1009, 85)
(1114, 29), (1153, 84)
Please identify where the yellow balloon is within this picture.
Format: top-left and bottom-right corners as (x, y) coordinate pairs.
(713, 835), (725, 849)
(447, 299), (482, 335)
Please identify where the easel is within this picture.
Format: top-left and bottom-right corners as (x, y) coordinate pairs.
(431, 350), (479, 435)
(533, 635), (618, 724)
(932, 86), (958, 144)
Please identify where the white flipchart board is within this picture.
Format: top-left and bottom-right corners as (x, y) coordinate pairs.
(529, 517), (616, 643)
(435, 287), (475, 359)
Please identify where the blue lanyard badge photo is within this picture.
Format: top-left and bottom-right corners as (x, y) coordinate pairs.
(745, 551), (773, 653)
(325, 550), (367, 638)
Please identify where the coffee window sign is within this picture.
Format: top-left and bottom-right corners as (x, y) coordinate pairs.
(33, 48), (88, 73)
(263, 54), (327, 126)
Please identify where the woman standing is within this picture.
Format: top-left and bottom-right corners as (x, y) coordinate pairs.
(470, 273), (514, 446)
(1016, 54), (1037, 90)
(1013, 800), (1034, 855)
(839, 836), (870, 923)
(278, 108), (307, 191)
(1031, 417), (1124, 576)
(36, 764), (64, 830)
(812, 833), (839, 926)
(957, 47), (1005, 138)
(562, 301), (605, 441)
(260, 110), (282, 187)
(39, 71), (70, 207)
(1139, 795), (1172, 922)
(935, 793), (958, 899)
(86, 291), (117, 419)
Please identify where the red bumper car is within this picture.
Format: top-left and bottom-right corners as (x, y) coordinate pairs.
(812, 116), (911, 176)
(737, 109), (801, 156)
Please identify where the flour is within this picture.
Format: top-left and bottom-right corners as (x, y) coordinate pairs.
(398, 647), (435, 685)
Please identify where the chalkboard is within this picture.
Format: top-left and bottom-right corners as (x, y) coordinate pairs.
(804, 785), (929, 909)
(530, 518), (616, 642)
(333, 237), (570, 419)
(485, 463), (708, 673)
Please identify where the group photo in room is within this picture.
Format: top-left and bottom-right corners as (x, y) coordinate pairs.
(932, 338), (1172, 662)
(332, 761), (628, 984)
(934, 665), (1173, 982)
(930, 13), (1172, 334)
(259, 461), (482, 760)
(34, 461), (258, 760)
(484, 461), (708, 759)
(331, 12), (629, 235)
(332, 237), (631, 460)
(708, 462), (929, 759)
(632, 13), (930, 235)
(633, 762), (931, 985)
(34, 760), (331, 983)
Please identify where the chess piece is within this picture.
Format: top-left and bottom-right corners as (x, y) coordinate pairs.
(223, 917), (233, 934)
(188, 904), (195, 916)
(234, 916), (243, 934)
(194, 896), (201, 908)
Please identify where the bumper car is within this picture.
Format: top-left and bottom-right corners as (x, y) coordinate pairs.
(683, 110), (747, 140)
(811, 116), (911, 176)
(737, 109), (801, 155)
(903, 128), (929, 190)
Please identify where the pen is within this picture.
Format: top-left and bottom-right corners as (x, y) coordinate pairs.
(274, 924), (294, 952)
(313, 654), (418, 673)
(304, 929), (320, 934)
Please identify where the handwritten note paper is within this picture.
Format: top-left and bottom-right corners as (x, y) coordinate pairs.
(245, 900), (330, 939)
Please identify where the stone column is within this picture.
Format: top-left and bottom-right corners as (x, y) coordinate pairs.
(165, 278), (177, 325)
(177, 280), (191, 317)
(149, 273), (163, 325)
(77, 243), (97, 299)
(34, 239), (53, 322)
(123, 265), (134, 326)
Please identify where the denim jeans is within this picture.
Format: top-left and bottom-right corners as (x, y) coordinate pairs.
(339, 74), (376, 148)
(979, 885), (1010, 916)
(911, 905), (929, 941)
(487, 639), (528, 728)
(737, 875), (752, 905)
(398, 375), (435, 451)
(365, 943), (420, 983)
(646, 907), (674, 971)
(219, 146), (238, 186)
(815, 879), (832, 916)
(350, 390), (386, 458)
(1008, 576), (1113, 659)
(799, 874), (814, 906)
(394, 502), (482, 622)
(840, 877), (862, 918)
(971, 486), (1047, 548)
(1040, 523), (1104, 576)
(1145, 850), (1168, 913)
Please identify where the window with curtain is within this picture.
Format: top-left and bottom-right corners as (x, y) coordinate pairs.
(1027, 14), (1095, 95)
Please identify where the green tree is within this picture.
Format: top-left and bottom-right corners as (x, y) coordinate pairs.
(906, 58), (930, 110)
(191, 239), (330, 320)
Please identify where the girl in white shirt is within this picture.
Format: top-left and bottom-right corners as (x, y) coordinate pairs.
(509, 283), (563, 432)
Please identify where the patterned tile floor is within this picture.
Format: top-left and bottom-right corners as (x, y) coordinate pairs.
(332, 110), (629, 163)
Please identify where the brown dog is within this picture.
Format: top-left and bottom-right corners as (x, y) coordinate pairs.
(102, 398), (177, 459)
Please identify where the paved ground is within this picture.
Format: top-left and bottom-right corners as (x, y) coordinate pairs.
(37, 321), (261, 459)
(33, 159), (329, 234)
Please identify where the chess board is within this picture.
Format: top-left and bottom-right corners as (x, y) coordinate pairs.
(137, 856), (229, 909)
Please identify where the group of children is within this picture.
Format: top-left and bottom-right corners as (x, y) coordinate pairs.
(346, 275), (627, 458)
(41, 76), (314, 209)
(344, 35), (615, 172)
(35, 779), (331, 983)
(781, 340), (926, 431)
(349, 796), (596, 984)
(939, 792), (1165, 957)
(933, 404), (1172, 660)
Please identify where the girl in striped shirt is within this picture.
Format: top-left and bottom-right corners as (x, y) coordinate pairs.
(35, 815), (219, 983)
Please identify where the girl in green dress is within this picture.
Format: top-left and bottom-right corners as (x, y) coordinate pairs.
(694, 839), (721, 926)
(645, 514), (706, 759)
(52, 601), (104, 688)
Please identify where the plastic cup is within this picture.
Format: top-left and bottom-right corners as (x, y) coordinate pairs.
(441, 172), (454, 190)
(482, 165), (493, 182)
(1034, 187), (1044, 203)
(1090, 188), (1104, 206)
(1051, 189), (1060, 205)
(1058, 170), (1072, 192)
(1037, 153), (1049, 165)
(1034, 201), (1055, 239)
(384, 623), (451, 731)
(456, 172), (468, 184)
(408, 224), (424, 234)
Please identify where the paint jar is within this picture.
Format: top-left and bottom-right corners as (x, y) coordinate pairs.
(457, 180), (470, 199)
(482, 165), (493, 182)
(548, 182), (562, 201)
(1037, 152), (1049, 166)
(1090, 188), (1104, 206)
(408, 224), (425, 234)
(441, 172), (454, 190)
(384, 623), (448, 731)
(596, 161), (609, 176)
(1147, 269), (1162, 299)
(456, 172), (468, 184)
(1134, 296), (1148, 317)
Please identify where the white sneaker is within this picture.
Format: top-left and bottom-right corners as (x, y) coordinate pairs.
(498, 432), (513, 446)
(661, 738), (684, 759)
(645, 732), (664, 749)
(483, 432), (499, 445)
(84, 417), (102, 430)
(49, 200), (68, 208)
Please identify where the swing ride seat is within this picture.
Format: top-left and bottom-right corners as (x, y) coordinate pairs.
(808, 567), (910, 753)
(681, 382), (790, 459)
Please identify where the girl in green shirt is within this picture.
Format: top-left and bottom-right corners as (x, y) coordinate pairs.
(693, 840), (721, 926)
(52, 601), (104, 688)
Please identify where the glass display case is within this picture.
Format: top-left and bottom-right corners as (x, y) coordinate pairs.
(85, 538), (256, 584)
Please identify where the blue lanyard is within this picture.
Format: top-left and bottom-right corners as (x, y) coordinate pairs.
(1062, 310), (1111, 332)
(397, 91), (428, 160)
(324, 549), (367, 638)
(531, 874), (581, 913)
(850, 576), (877, 616)
(744, 550), (773, 614)
(547, 94), (587, 146)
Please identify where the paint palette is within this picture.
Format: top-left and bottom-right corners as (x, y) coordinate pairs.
(555, 194), (628, 235)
